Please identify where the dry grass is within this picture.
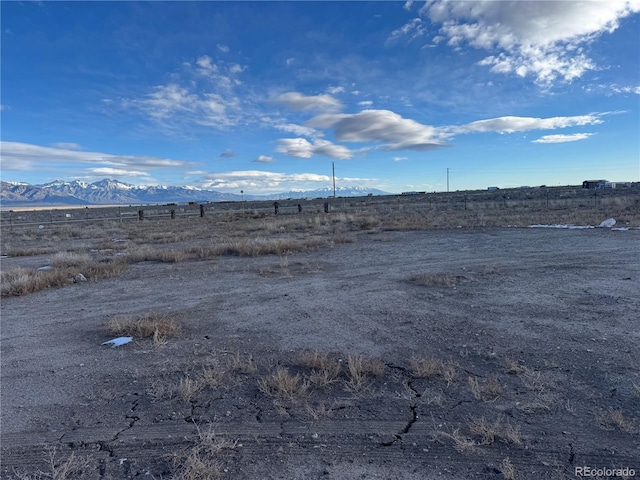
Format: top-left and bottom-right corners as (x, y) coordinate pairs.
(411, 356), (457, 384)
(467, 415), (522, 445)
(258, 367), (310, 400)
(501, 357), (528, 375)
(411, 273), (462, 288)
(433, 428), (477, 453)
(178, 377), (204, 402)
(300, 350), (342, 387)
(228, 352), (258, 374)
(12, 446), (94, 480)
(1, 257), (128, 297)
(469, 376), (506, 401)
(166, 424), (238, 480)
(345, 355), (386, 393)
(597, 408), (638, 433)
(500, 457), (516, 480)
(105, 311), (182, 340)
(306, 401), (335, 420)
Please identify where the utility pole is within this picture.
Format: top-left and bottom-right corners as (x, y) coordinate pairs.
(332, 162), (336, 199)
(447, 168), (449, 193)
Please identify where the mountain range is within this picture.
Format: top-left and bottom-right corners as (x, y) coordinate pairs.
(0, 179), (389, 206)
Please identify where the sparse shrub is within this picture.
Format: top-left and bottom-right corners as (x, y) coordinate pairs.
(228, 352), (257, 374)
(258, 367), (310, 399)
(411, 357), (457, 384)
(597, 408), (638, 433)
(467, 415), (522, 445)
(469, 376), (506, 401)
(345, 355), (386, 392)
(105, 311), (182, 340)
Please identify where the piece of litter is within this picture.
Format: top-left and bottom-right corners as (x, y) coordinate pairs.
(75, 273), (87, 282)
(37, 265), (53, 270)
(598, 218), (616, 228)
(102, 337), (133, 348)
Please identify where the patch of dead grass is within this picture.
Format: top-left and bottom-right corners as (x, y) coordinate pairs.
(597, 408), (638, 433)
(258, 367), (310, 400)
(105, 311), (182, 340)
(411, 356), (457, 384)
(344, 355), (386, 393)
(469, 376), (506, 402)
(467, 415), (522, 446)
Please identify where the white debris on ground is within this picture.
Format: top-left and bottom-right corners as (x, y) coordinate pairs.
(37, 265), (53, 270)
(102, 337), (133, 348)
(598, 218), (616, 228)
(529, 224), (594, 229)
(74, 273), (87, 282)
(530, 218), (632, 230)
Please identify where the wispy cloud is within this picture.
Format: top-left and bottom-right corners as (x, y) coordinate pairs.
(532, 133), (594, 144)
(90, 167), (151, 177)
(217, 44), (229, 53)
(388, 18), (425, 43)
(448, 114), (604, 135)
(253, 155), (274, 163)
(275, 92), (343, 112)
(410, 1), (640, 85)
(392, 156), (408, 162)
(1, 142), (194, 177)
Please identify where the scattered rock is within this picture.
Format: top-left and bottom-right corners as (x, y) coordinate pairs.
(74, 273), (87, 282)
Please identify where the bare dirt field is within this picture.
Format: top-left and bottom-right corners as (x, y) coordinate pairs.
(1, 211), (639, 479)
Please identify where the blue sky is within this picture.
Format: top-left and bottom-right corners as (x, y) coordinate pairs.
(1, 1), (639, 194)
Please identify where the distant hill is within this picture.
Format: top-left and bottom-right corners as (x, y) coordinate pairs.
(0, 179), (389, 207)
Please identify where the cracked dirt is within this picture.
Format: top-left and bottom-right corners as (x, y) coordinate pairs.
(1, 227), (639, 479)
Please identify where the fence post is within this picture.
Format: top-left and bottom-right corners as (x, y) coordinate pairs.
(9, 210), (13, 232)
(171, 209), (176, 219)
(138, 210), (144, 221)
(119, 207), (122, 224)
(200, 204), (204, 217)
(50, 210), (53, 225)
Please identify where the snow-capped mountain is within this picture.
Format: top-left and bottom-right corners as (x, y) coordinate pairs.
(0, 179), (389, 206)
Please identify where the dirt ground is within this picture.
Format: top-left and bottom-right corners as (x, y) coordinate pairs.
(1, 227), (639, 479)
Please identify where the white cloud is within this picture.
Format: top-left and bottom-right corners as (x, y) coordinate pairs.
(217, 44), (230, 53)
(532, 133), (594, 144)
(611, 85), (640, 95)
(327, 86), (345, 94)
(450, 114), (604, 134)
(358, 100), (373, 107)
(388, 18), (425, 42)
(403, 0), (414, 11)
(275, 92), (343, 112)
(276, 138), (353, 160)
(254, 155), (274, 163)
(0, 104), (7, 111)
(416, 0), (640, 85)
(50, 142), (82, 150)
(307, 109), (448, 151)
(198, 170), (333, 193)
(286, 57), (296, 67)
(392, 156), (408, 162)
(272, 122), (318, 138)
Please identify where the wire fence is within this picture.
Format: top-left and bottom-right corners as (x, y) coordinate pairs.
(1, 185), (638, 231)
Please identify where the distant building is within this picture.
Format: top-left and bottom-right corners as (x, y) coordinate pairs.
(582, 180), (608, 189)
(487, 186), (499, 191)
